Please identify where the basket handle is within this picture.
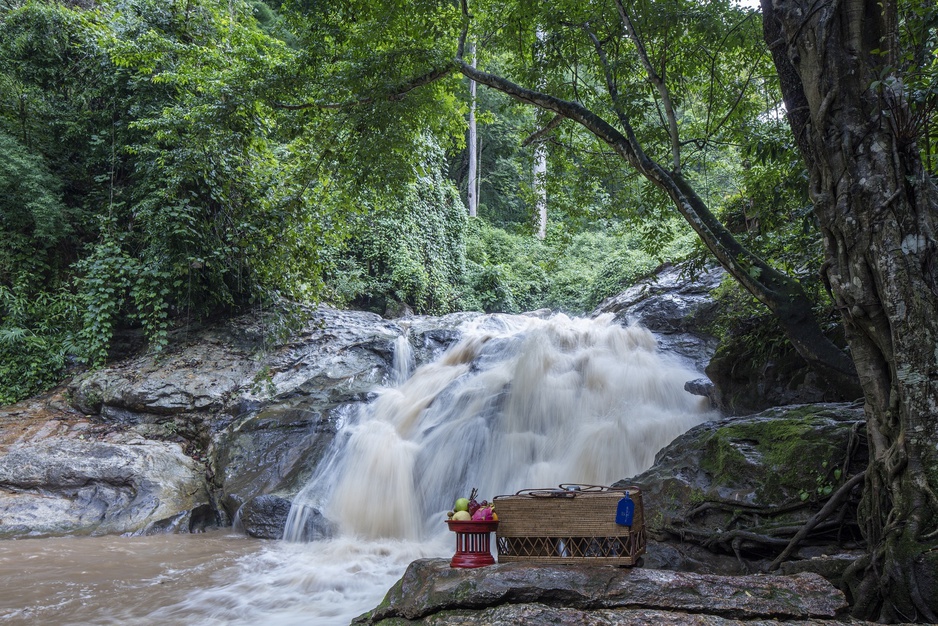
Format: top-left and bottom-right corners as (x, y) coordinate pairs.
(558, 483), (614, 492)
(560, 484), (642, 495)
(507, 488), (577, 498)
(492, 485), (642, 500)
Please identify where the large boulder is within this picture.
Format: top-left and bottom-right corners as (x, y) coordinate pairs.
(354, 559), (858, 625)
(0, 400), (212, 537)
(618, 402), (868, 574)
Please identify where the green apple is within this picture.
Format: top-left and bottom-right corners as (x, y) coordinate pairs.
(454, 497), (470, 512)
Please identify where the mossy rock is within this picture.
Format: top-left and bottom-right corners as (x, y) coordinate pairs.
(619, 403), (867, 557)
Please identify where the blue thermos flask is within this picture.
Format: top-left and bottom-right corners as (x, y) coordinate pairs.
(615, 491), (634, 526)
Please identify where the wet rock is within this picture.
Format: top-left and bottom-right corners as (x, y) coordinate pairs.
(354, 558), (854, 625)
(684, 377), (717, 408)
(0, 436), (211, 538)
(237, 494), (331, 540)
(401, 312), (484, 366)
(593, 262), (723, 372)
(68, 306), (404, 419)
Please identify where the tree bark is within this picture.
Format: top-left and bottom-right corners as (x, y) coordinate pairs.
(762, 0), (938, 620)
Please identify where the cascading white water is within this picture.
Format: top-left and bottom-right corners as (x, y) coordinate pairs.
(285, 312), (714, 543)
(390, 333), (415, 386)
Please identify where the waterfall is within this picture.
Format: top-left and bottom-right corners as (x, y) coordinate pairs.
(391, 333), (415, 386)
(284, 312), (714, 542)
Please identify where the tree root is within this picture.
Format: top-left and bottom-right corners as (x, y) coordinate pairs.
(659, 478), (863, 565)
(767, 470), (866, 571)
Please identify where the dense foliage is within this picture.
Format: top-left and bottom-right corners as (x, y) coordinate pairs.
(1, 0), (899, 408)
(0, 0), (471, 401)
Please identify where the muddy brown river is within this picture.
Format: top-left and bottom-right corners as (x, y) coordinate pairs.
(0, 531), (449, 625)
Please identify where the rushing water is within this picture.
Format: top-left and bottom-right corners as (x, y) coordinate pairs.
(1, 313), (714, 625)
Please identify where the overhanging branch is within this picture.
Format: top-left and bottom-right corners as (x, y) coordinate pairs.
(273, 65), (455, 110)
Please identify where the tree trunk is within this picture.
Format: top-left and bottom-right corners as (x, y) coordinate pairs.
(534, 28), (547, 240)
(534, 140), (547, 239)
(763, 0), (938, 620)
(467, 41), (478, 218)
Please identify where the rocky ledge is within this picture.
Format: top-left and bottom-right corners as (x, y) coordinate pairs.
(354, 558), (867, 625)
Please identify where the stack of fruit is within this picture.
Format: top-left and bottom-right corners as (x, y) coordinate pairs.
(446, 488), (497, 522)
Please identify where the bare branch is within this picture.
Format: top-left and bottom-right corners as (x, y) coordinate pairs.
(613, 0), (682, 173)
(521, 114), (564, 147)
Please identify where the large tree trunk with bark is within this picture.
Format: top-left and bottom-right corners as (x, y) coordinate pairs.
(762, 0), (938, 620)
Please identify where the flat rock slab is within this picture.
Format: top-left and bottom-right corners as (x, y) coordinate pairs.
(357, 559), (855, 625)
(364, 603), (872, 626)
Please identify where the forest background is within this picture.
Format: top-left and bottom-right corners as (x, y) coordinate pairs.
(3, 0), (908, 405)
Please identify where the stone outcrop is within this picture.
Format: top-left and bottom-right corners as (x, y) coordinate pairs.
(0, 398), (212, 537)
(593, 262), (723, 373)
(354, 559), (860, 625)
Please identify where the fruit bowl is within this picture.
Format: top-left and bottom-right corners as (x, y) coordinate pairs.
(446, 519), (499, 532)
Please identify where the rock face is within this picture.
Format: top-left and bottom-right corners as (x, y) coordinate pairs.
(354, 558), (858, 625)
(618, 403), (867, 574)
(593, 262), (723, 373)
(0, 401), (212, 537)
(0, 305), (481, 540)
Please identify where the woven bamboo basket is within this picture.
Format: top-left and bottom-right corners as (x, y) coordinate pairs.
(493, 484), (645, 566)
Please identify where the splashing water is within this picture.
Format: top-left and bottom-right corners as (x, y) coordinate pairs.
(285, 312), (714, 542)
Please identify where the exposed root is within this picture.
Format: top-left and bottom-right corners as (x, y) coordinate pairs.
(767, 471), (866, 571)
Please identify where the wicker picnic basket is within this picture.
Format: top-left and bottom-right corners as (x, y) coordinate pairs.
(493, 484), (645, 566)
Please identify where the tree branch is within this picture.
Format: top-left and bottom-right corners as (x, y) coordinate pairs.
(613, 0), (682, 173)
(273, 66), (455, 110)
(521, 114), (564, 147)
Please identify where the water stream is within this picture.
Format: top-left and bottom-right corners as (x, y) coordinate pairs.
(1, 313), (714, 625)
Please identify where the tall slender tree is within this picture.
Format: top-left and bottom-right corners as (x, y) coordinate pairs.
(467, 41), (479, 218)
